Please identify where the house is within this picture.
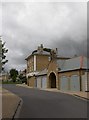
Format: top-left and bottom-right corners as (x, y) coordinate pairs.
(25, 44), (51, 87)
(47, 56), (89, 91)
(0, 72), (9, 83)
(59, 56), (89, 91)
(26, 44), (89, 92)
(34, 68), (47, 89)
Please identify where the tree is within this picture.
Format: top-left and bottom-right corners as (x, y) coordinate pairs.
(10, 69), (18, 82)
(19, 69), (27, 84)
(0, 36), (8, 72)
(19, 73), (27, 84)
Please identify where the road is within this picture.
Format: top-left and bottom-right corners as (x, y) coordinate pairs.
(3, 84), (87, 118)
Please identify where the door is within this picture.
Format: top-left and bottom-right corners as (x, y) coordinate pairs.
(71, 75), (80, 91)
(60, 76), (69, 91)
(49, 72), (56, 88)
(42, 76), (47, 89)
(37, 77), (41, 88)
(82, 72), (88, 91)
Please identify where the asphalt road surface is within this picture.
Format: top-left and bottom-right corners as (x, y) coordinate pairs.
(3, 84), (88, 118)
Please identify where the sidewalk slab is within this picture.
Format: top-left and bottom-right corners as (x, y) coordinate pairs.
(0, 88), (2, 120)
(58, 91), (89, 100)
(17, 84), (89, 100)
(2, 88), (22, 119)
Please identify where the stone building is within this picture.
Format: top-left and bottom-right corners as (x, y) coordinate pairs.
(26, 44), (89, 92)
(25, 44), (51, 86)
(48, 56), (89, 91)
(0, 72), (9, 83)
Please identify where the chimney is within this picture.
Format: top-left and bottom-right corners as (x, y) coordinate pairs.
(41, 44), (43, 49)
(56, 48), (58, 55)
(37, 44), (43, 54)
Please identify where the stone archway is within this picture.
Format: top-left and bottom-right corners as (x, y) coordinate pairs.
(49, 72), (56, 88)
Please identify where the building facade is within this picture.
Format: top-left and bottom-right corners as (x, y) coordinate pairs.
(47, 56), (89, 91)
(25, 44), (51, 86)
(26, 45), (89, 92)
(0, 72), (9, 83)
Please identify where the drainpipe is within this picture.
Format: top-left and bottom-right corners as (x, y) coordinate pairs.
(79, 56), (84, 91)
(86, 69), (88, 91)
(79, 69), (82, 91)
(79, 56), (82, 91)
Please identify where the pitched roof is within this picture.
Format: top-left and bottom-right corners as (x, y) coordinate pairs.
(36, 69), (47, 76)
(33, 51), (50, 55)
(57, 56), (88, 72)
(25, 50), (50, 60)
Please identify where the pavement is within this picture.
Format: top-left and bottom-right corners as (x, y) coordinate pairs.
(0, 86), (2, 120)
(1, 87), (22, 119)
(3, 84), (88, 118)
(41, 88), (89, 100)
(1, 84), (88, 119)
(17, 84), (89, 100)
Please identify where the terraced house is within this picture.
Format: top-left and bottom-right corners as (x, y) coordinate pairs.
(26, 44), (89, 92)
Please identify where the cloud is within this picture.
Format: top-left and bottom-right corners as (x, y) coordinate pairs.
(2, 2), (87, 71)
(51, 36), (87, 57)
(0, 3), (2, 34)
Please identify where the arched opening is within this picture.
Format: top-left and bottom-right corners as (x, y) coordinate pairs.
(49, 72), (56, 88)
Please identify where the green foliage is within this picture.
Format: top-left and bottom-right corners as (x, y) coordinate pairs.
(2, 80), (22, 84)
(19, 73), (27, 84)
(22, 76), (27, 84)
(19, 73), (23, 80)
(0, 37), (8, 72)
(10, 69), (18, 82)
(0, 40), (2, 72)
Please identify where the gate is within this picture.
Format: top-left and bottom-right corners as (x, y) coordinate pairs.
(60, 76), (69, 91)
(42, 76), (47, 89)
(37, 77), (41, 88)
(71, 75), (80, 91)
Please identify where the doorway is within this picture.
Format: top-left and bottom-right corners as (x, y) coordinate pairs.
(49, 72), (56, 88)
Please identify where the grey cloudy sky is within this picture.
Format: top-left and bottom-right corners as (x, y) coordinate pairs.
(1, 2), (87, 71)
